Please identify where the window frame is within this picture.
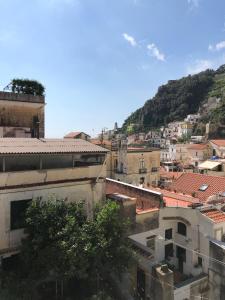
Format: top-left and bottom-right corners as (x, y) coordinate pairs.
(10, 199), (31, 230)
(177, 222), (187, 236)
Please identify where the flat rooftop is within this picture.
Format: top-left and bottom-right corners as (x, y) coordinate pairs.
(0, 138), (108, 154)
(0, 91), (45, 104)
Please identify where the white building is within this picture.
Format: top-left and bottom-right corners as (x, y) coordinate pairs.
(129, 205), (225, 300)
(0, 138), (108, 262)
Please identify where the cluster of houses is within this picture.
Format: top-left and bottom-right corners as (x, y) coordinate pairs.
(1, 90), (225, 299)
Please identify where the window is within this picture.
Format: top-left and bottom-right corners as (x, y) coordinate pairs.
(10, 200), (31, 230)
(199, 184), (208, 191)
(177, 222), (187, 236)
(114, 159), (118, 170)
(165, 228), (173, 240)
(165, 243), (173, 259)
(146, 236), (155, 250)
(176, 246), (186, 262)
(198, 256), (202, 266)
(196, 152), (198, 157)
(139, 158), (146, 170)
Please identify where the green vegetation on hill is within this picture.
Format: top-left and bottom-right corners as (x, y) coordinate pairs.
(122, 65), (225, 135)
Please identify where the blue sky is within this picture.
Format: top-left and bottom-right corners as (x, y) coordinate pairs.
(0, 0), (225, 137)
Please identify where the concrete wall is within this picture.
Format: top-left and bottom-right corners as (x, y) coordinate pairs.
(0, 179), (105, 256)
(0, 164), (106, 188)
(209, 241), (225, 299)
(0, 96), (45, 138)
(0, 163), (106, 257)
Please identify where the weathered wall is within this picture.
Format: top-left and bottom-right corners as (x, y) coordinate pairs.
(0, 93), (45, 138)
(115, 150), (160, 186)
(0, 179), (105, 256)
(106, 178), (163, 210)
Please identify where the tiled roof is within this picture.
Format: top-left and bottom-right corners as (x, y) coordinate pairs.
(147, 186), (199, 206)
(210, 140), (225, 147)
(187, 143), (208, 150)
(170, 173), (225, 202)
(163, 196), (192, 207)
(64, 131), (90, 138)
(0, 138), (108, 154)
(160, 169), (183, 180)
(201, 208), (225, 223)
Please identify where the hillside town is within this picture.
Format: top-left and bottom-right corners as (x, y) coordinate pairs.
(1, 85), (225, 300)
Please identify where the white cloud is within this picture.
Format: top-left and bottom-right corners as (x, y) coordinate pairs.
(186, 59), (213, 74)
(147, 43), (165, 61)
(187, 0), (200, 8)
(208, 40), (225, 51)
(122, 33), (137, 47)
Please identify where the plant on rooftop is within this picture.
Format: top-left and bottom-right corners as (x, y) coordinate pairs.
(11, 78), (45, 96)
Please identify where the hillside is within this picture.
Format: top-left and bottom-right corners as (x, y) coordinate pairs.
(122, 65), (225, 135)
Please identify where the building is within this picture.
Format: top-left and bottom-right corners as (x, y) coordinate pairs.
(210, 140), (225, 157)
(115, 146), (160, 187)
(64, 131), (91, 141)
(175, 143), (189, 163)
(0, 91), (45, 138)
(184, 114), (200, 124)
(164, 122), (193, 139)
(92, 137), (160, 187)
(186, 143), (212, 167)
(128, 205), (225, 300)
(198, 159), (225, 176)
(170, 173), (225, 203)
(0, 138), (108, 261)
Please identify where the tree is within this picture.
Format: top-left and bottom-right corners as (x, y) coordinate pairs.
(1, 198), (131, 299)
(11, 78), (45, 96)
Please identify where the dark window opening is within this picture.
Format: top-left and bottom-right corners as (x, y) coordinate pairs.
(177, 222), (187, 236)
(198, 256), (202, 266)
(176, 246), (186, 262)
(137, 268), (145, 300)
(10, 199), (31, 230)
(165, 243), (173, 260)
(165, 228), (173, 240)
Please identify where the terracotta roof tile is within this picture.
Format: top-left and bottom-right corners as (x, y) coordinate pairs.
(163, 196), (192, 207)
(201, 208), (225, 223)
(210, 140), (225, 147)
(64, 131), (90, 138)
(170, 173), (225, 202)
(187, 144), (208, 150)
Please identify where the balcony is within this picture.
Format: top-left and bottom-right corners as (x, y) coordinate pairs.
(139, 168), (147, 174)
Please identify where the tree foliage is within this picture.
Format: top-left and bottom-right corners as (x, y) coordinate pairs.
(11, 78), (45, 96)
(1, 198), (131, 299)
(122, 69), (215, 132)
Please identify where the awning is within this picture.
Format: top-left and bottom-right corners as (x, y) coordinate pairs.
(198, 160), (222, 170)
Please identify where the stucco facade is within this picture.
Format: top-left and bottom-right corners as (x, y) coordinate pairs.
(0, 138), (107, 259)
(0, 92), (45, 138)
(115, 149), (160, 187)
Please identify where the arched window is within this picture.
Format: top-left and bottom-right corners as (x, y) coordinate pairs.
(177, 222), (187, 236)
